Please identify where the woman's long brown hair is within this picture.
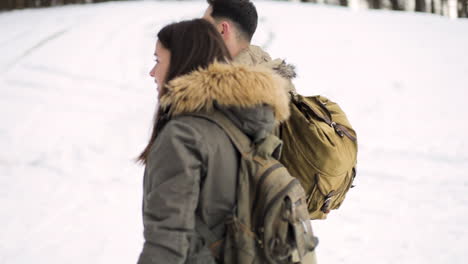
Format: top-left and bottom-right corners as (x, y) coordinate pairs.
(138, 19), (232, 164)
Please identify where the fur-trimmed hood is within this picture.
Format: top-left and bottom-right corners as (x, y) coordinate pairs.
(160, 62), (290, 123)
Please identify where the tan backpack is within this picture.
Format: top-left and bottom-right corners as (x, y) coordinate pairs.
(280, 93), (358, 220)
(191, 111), (318, 264)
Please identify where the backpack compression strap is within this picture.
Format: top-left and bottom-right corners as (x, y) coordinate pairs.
(185, 111), (253, 260)
(187, 111), (253, 156)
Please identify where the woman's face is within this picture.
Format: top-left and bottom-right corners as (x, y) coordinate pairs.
(150, 41), (171, 94)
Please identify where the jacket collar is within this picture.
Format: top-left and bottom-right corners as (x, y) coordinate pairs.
(160, 62), (290, 122)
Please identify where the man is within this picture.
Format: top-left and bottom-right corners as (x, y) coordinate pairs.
(203, 0), (297, 98)
(203, 0), (255, 58)
(202, 0), (318, 263)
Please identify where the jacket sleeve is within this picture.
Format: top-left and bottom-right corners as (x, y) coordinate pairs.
(138, 119), (207, 264)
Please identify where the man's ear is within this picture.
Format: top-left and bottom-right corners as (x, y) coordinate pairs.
(219, 21), (230, 37)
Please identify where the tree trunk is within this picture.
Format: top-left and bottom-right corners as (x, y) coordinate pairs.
(415, 0), (426, 11)
(463, 0), (467, 17)
(0, 0), (7, 9)
(369, 0), (382, 9)
(434, 0), (443, 14)
(460, 0), (468, 17)
(390, 0), (401, 10)
(18, 0), (26, 8)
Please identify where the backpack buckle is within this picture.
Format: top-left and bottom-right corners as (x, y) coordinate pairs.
(321, 191), (336, 213)
(321, 198), (331, 214)
(331, 122), (345, 137)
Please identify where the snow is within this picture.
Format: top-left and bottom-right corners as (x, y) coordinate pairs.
(1, 1), (467, 263)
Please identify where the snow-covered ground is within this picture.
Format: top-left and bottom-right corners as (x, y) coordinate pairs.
(0, 1), (467, 263)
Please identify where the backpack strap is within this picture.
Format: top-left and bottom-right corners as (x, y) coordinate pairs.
(195, 216), (224, 259)
(187, 111), (253, 155)
(312, 97), (357, 142)
(185, 111), (252, 259)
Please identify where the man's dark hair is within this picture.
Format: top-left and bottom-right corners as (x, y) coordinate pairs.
(207, 0), (258, 42)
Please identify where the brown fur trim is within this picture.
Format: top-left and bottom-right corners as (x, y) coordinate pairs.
(266, 59), (297, 80)
(160, 62), (290, 122)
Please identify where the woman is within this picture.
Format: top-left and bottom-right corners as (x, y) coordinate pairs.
(137, 19), (290, 264)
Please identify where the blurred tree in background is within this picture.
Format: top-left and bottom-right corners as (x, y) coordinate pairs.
(0, 0), (466, 18)
(0, 0), (124, 10)
(300, 0), (467, 17)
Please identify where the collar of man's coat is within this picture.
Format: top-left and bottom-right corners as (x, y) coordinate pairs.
(159, 62), (290, 122)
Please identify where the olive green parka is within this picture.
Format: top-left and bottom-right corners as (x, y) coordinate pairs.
(137, 62), (290, 264)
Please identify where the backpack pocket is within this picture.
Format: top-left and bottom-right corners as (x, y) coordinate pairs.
(187, 233), (217, 264)
(286, 184), (318, 259)
(222, 215), (258, 264)
(307, 170), (355, 219)
(262, 180), (318, 262)
(332, 168), (356, 209)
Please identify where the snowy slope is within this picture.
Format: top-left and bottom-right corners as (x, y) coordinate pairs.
(0, 1), (467, 263)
